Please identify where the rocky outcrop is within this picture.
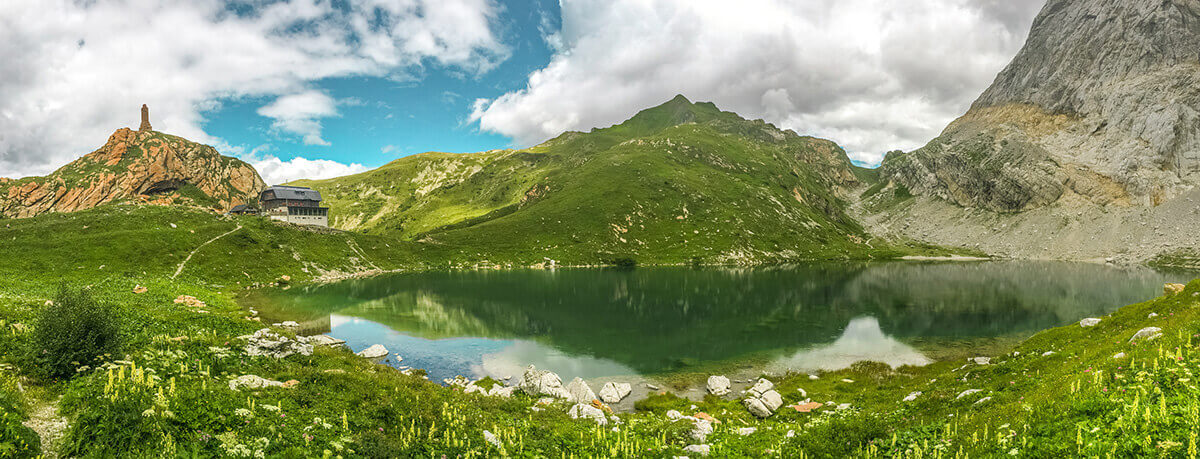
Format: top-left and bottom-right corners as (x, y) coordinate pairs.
(0, 115), (265, 218)
(881, 0), (1200, 211)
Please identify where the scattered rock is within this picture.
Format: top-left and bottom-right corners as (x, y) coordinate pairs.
(841, 379), (855, 383)
(736, 427), (757, 436)
(568, 403), (608, 425)
(974, 396), (992, 405)
(279, 321), (299, 328)
(972, 357), (991, 365)
(743, 378), (784, 418)
(837, 403), (852, 410)
(690, 418), (713, 442)
(1165, 283), (1186, 296)
(565, 377), (597, 404)
(666, 410), (683, 420)
(796, 387), (807, 397)
(1079, 318), (1102, 327)
(706, 375), (731, 396)
(1148, 313), (1159, 318)
(956, 389), (982, 400)
(1113, 352), (1127, 359)
(683, 444), (711, 457)
(356, 344), (389, 358)
(281, 379), (300, 388)
(599, 382), (632, 403)
(808, 374), (820, 380)
(903, 391), (922, 402)
(787, 402), (823, 413)
(487, 385), (516, 398)
(242, 328), (313, 359)
(1042, 351), (1056, 356)
(132, 285), (147, 294)
(693, 412), (718, 423)
(646, 383), (660, 390)
(174, 295), (206, 308)
(229, 375), (284, 391)
(1129, 327), (1163, 343)
(518, 366), (572, 399)
(301, 335), (346, 346)
(483, 430), (502, 450)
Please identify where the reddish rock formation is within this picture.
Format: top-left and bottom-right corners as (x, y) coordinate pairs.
(0, 126), (266, 218)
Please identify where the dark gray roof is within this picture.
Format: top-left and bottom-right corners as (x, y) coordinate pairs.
(261, 186), (322, 202)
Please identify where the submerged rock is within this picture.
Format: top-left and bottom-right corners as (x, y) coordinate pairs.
(301, 335), (346, 346)
(599, 382), (632, 403)
(356, 344), (389, 358)
(706, 375), (731, 396)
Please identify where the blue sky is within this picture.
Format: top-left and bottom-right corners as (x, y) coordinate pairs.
(203, 0), (561, 174)
(0, 0), (1046, 184)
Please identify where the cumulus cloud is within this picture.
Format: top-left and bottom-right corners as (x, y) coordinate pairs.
(257, 90), (341, 146)
(0, 0), (507, 178)
(246, 154), (369, 185)
(470, 0), (1045, 165)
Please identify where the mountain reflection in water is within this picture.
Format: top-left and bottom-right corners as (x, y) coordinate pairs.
(241, 261), (1188, 383)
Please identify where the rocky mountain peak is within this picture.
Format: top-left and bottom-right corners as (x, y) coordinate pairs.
(881, 0), (1200, 213)
(974, 0), (1200, 115)
(0, 111), (265, 218)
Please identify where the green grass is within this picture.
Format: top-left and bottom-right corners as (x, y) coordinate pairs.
(0, 201), (1198, 456)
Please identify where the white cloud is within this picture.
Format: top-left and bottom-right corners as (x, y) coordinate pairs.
(246, 154), (368, 185)
(257, 90), (340, 146)
(471, 0), (1044, 165)
(0, 0), (508, 178)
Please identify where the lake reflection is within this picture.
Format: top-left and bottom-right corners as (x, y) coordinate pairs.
(241, 261), (1188, 384)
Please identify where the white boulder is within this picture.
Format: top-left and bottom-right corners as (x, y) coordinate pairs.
(356, 344), (389, 358)
(903, 391), (922, 402)
(518, 366), (572, 399)
(599, 382), (632, 403)
(229, 375), (283, 391)
(743, 378), (783, 418)
(706, 375), (731, 396)
(1080, 318), (1102, 327)
(972, 357), (991, 365)
(683, 444), (711, 457)
(1130, 327), (1163, 343)
(568, 403), (608, 425)
(565, 377), (597, 404)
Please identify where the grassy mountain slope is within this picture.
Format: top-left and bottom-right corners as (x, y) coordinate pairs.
(291, 96), (930, 265)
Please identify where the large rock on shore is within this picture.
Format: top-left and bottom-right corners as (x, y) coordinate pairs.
(517, 366), (572, 399)
(598, 382), (632, 403)
(565, 377), (597, 404)
(242, 328), (313, 359)
(742, 378), (784, 418)
(706, 375), (731, 396)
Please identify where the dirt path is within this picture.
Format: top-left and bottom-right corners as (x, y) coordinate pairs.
(172, 224), (242, 279)
(23, 397), (68, 457)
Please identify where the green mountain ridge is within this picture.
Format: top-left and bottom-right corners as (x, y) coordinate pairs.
(289, 95), (928, 265)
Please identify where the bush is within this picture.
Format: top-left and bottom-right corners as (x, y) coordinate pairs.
(24, 286), (123, 380)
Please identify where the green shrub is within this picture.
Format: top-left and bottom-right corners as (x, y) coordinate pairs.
(24, 286), (123, 380)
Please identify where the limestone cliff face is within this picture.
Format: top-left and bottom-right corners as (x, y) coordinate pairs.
(882, 0), (1200, 211)
(0, 128), (265, 218)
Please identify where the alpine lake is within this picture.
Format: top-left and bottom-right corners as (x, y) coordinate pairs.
(239, 261), (1194, 408)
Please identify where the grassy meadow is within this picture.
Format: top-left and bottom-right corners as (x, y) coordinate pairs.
(0, 204), (1198, 457)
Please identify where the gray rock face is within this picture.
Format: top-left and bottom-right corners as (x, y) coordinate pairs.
(882, 0), (1200, 213)
(598, 382), (632, 403)
(242, 328), (313, 359)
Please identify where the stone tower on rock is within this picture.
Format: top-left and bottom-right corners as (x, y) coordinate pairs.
(139, 104), (152, 132)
